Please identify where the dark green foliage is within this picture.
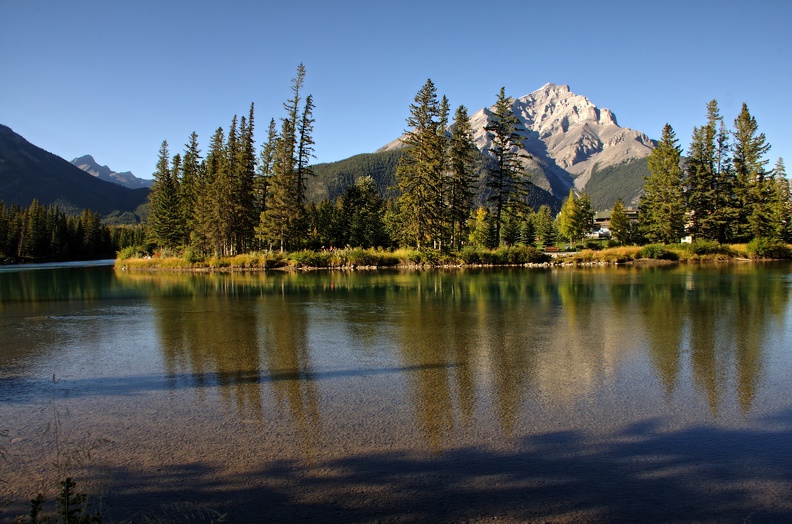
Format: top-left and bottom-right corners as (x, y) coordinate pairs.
(639, 244), (678, 260)
(338, 176), (388, 248)
(586, 158), (650, 211)
(0, 199), (130, 262)
(640, 124), (686, 244)
(747, 237), (792, 259)
(533, 205), (557, 246)
(447, 105), (480, 249)
(608, 197), (632, 244)
(679, 240), (725, 256)
(395, 78), (447, 248)
(308, 150), (405, 202)
(484, 87), (531, 241)
(459, 245), (549, 265)
(147, 141), (184, 249)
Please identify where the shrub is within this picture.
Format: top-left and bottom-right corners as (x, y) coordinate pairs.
(747, 238), (792, 259)
(639, 244), (678, 260)
(583, 240), (603, 251)
(460, 246), (482, 264)
(116, 245), (147, 261)
(346, 248), (379, 266)
(681, 240), (722, 256)
(289, 250), (332, 267)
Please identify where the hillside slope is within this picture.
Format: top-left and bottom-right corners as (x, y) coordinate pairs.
(0, 124), (149, 215)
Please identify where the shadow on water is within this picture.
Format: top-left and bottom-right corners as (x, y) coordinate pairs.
(1, 364), (455, 400)
(86, 414), (792, 523)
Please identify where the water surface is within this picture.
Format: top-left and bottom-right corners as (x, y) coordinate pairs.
(1, 264), (791, 521)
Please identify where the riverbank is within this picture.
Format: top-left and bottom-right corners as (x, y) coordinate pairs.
(114, 240), (791, 272)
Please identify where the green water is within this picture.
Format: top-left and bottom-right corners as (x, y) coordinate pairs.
(1, 262), (792, 521)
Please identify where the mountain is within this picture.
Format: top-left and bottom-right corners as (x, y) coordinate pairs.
(378, 83), (655, 210)
(71, 154), (152, 189)
(0, 124), (149, 216)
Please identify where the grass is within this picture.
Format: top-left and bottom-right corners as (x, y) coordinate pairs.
(116, 240), (792, 272)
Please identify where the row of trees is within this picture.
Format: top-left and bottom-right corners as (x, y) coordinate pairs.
(146, 72), (537, 255)
(392, 80), (532, 250)
(639, 101), (789, 244)
(0, 199), (144, 261)
(147, 64), (317, 255)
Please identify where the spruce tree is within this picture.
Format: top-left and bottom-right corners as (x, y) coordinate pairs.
(640, 124), (686, 244)
(447, 105), (478, 250)
(395, 78), (446, 248)
(255, 119), (278, 217)
(257, 64), (312, 251)
(148, 141), (183, 249)
(609, 197), (631, 244)
(180, 132), (202, 244)
(484, 87), (530, 243)
(733, 103), (776, 240)
(686, 100), (735, 242)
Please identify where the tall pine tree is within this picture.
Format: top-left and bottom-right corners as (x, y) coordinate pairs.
(395, 79), (446, 248)
(640, 124), (686, 244)
(484, 87), (530, 244)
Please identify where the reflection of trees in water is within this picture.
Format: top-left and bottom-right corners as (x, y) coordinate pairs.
(141, 264), (792, 448)
(259, 295), (321, 459)
(153, 288), (264, 420)
(637, 265), (790, 414)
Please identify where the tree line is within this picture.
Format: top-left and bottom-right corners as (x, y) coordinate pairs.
(146, 70), (548, 256)
(634, 101), (789, 245)
(147, 68), (788, 258)
(0, 199), (146, 262)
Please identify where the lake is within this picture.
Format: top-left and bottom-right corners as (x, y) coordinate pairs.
(1, 262), (792, 522)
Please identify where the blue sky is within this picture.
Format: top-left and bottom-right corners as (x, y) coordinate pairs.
(2, 1), (790, 180)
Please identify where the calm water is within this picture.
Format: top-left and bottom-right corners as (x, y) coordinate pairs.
(1, 263), (792, 521)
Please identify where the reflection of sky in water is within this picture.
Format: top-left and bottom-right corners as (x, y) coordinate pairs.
(1, 265), (792, 519)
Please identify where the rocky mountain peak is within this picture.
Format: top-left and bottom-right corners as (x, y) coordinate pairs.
(71, 155), (152, 190)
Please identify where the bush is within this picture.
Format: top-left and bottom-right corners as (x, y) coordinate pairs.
(681, 240), (722, 256)
(116, 245), (147, 260)
(289, 250), (332, 267)
(346, 248), (379, 266)
(639, 244), (678, 260)
(747, 238), (792, 259)
(460, 246), (482, 264)
(583, 240), (603, 251)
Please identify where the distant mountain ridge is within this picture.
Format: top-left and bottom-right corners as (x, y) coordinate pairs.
(0, 124), (149, 217)
(377, 83), (655, 210)
(71, 154), (152, 190)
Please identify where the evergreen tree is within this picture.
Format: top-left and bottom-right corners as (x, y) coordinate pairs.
(257, 64), (312, 251)
(484, 87), (530, 243)
(340, 176), (387, 247)
(192, 128), (225, 254)
(255, 119), (278, 218)
(395, 78), (446, 248)
(180, 132), (202, 244)
(447, 105), (479, 250)
(686, 100), (735, 242)
(773, 158), (792, 241)
(733, 103), (777, 240)
(609, 197), (631, 244)
(148, 141), (183, 249)
(533, 205), (557, 246)
(232, 104), (257, 253)
(640, 124), (686, 244)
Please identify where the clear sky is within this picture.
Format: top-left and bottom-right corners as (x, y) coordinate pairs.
(2, 1), (790, 180)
